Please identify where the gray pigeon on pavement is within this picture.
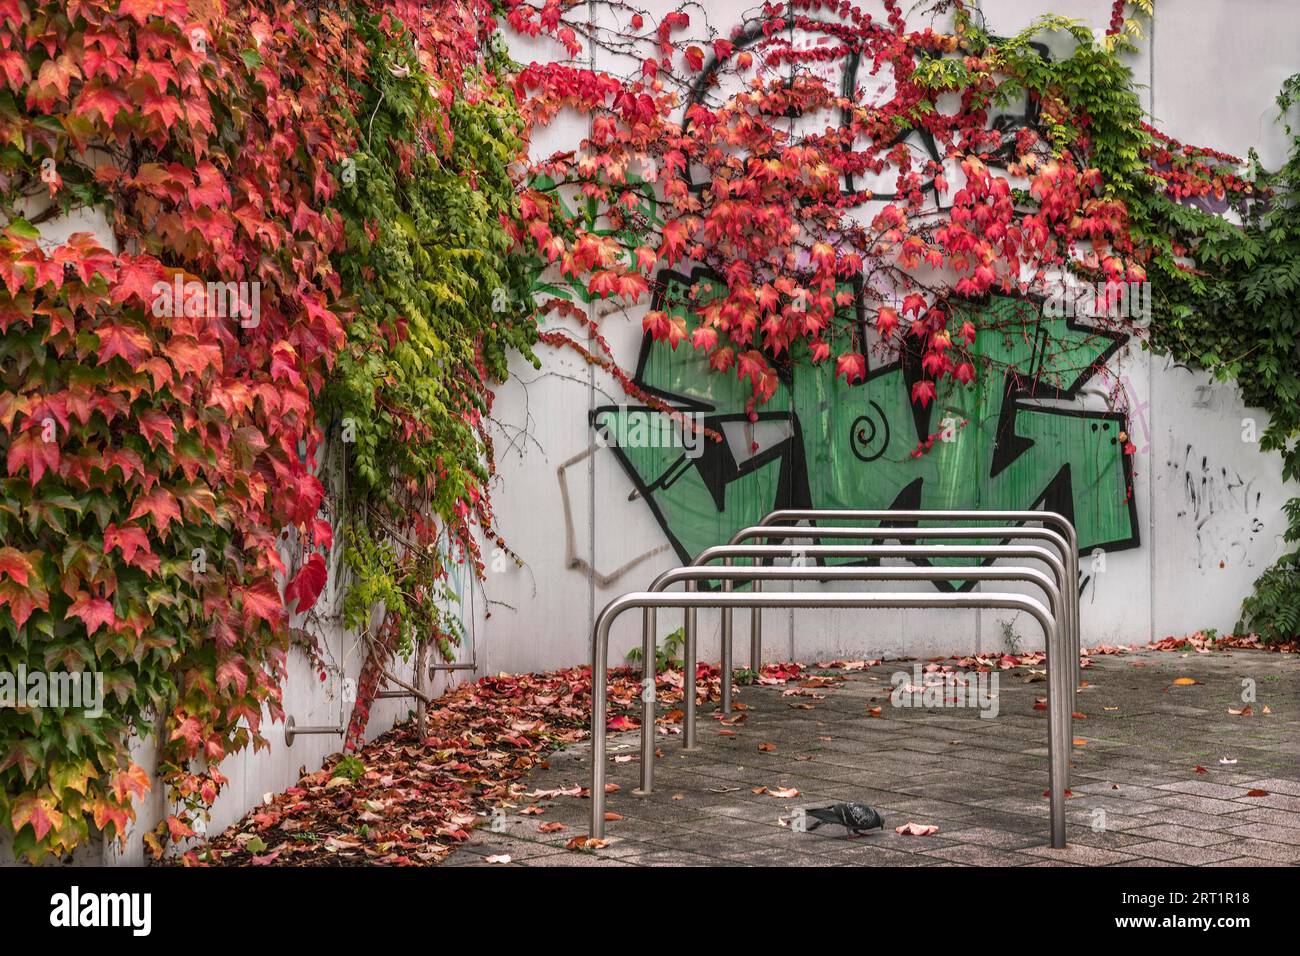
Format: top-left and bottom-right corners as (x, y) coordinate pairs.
(805, 802), (885, 834)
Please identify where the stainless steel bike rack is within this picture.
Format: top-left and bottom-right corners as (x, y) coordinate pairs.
(677, 542), (1069, 721)
(709, 524), (1074, 715)
(635, 559), (1061, 795)
(748, 509), (1082, 696)
(589, 590), (1070, 848)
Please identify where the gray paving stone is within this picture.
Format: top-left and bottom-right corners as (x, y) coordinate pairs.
(444, 648), (1298, 868)
(1222, 821), (1300, 845)
(1123, 823), (1238, 847)
(1024, 844), (1141, 865)
(1118, 840), (1241, 865)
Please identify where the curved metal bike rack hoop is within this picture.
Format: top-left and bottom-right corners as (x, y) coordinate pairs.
(635, 561), (1061, 795)
(683, 539), (1073, 719)
(750, 509), (1081, 692)
(589, 590), (1069, 849)
(710, 524), (1075, 712)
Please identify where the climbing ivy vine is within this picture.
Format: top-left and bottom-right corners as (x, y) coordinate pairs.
(321, 8), (536, 747)
(1144, 79), (1300, 642)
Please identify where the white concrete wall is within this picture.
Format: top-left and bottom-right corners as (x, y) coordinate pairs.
(479, 0), (1300, 672)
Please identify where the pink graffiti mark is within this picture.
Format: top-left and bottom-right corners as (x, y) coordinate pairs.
(1119, 374), (1151, 455)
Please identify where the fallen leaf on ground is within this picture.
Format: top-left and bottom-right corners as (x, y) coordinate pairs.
(1228, 705), (1253, 716)
(768, 787), (800, 798)
(1246, 789), (1270, 797)
(539, 822), (566, 833)
(565, 836), (608, 851)
(1218, 757), (1238, 765)
(1194, 766), (1208, 774)
(603, 812), (622, 821)
(484, 854), (512, 864)
(1172, 677), (1199, 686)
(758, 742), (776, 751)
(895, 821), (939, 836)
(531, 786), (583, 799)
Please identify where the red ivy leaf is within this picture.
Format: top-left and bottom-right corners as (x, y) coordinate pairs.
(103, 522), (152, 564)
(239, 579), (284, 630)
(0, 576), (49, 628)
(0, 547), (33, 586)
(11, 795), (62, 842)
(6, 428), (60, 486)
(284, 553), (328, 614)
(129, 487), (181, 537)
(94, 321), (153, 368)
(65, 592), (115, 636)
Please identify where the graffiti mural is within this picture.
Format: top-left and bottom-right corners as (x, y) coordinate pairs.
(594, 269), (1140, 583)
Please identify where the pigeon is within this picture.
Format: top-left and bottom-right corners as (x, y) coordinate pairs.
(804, 802), (885, 834)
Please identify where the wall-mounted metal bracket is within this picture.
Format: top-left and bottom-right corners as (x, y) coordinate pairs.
(283, 714), (345, 747)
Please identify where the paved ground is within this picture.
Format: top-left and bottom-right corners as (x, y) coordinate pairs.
(446, 647), (1299, 866)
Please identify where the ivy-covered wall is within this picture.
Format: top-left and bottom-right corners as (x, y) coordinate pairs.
(481, 0), (1299, 675)
(2, 0), (1297, 866)
(0, 0), (533, 864)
